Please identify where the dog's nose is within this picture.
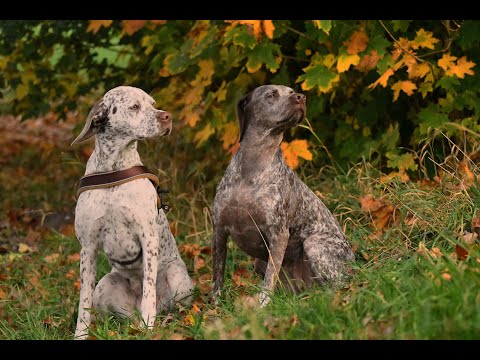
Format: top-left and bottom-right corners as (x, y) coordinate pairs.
(157, 111), (172, 123)
(292, 93), (306, 104)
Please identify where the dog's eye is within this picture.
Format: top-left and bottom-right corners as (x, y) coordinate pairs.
(130, 104), (140, 111)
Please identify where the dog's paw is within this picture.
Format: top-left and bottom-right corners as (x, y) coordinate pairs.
(258, 291), (271, 308)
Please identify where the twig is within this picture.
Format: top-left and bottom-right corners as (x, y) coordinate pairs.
(378, 20), (426, 63)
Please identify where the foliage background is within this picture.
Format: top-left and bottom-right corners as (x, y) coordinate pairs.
(1, 20), (480, 339)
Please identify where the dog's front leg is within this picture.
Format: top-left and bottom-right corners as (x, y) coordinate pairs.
(75, 245), (98, 340)
(259, 230), (289, 307)
(140, 230), (159, 329)
(212, 227), (228, 303)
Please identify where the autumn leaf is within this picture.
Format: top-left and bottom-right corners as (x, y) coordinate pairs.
(337, 53), (360, 73)
(68, 253), (81, 263)
(122, 20), (148, 36)
(411, 29), (439, 50)
(194, 123), (215, 146)
(43, 253), (60, 264)
(345, 29), (368, 55)
(221, 122), (239, 150)
(438, 53), (457, 71)
(447, 56), (475, 79)
(355, 50), (380, 72)
(65, 269), (77, 279)
(391, 80), (417, 101)
(298, 63), (339, 93)
(368, 68), (394, 89)
(0, 289), (6, 300)
(263, 20), (275, 39)
(281, 140), (313, 169)
(455, 244), (468, 260)
(313, 20), (332, 35)
(18, 243), (33, 253)
(360, 194), (384, 213)
(179, 243), (201, 258)
(407, 62), (430, 79)
(441, 272), (452, 281)
(194, 257), (206, 273)
(87, 20), (112, 34)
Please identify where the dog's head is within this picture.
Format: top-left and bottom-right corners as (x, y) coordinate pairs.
(236, 85), (306, 142)
(71, 86), (172, 146)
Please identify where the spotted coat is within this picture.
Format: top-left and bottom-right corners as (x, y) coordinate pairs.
(211, 85), (355, 306)
(73, 86), (193, 339)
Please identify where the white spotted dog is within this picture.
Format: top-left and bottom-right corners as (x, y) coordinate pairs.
(72, 86), (193, 340)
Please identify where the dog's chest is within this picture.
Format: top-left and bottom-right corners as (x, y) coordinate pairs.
(75, 179), (158, 264)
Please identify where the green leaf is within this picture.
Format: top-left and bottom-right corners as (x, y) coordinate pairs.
(391, 20), (411, 33)
(368, 35), (390, 57)
(164, 51), (190, 75)
(380, 123), (400, 150)
(224, 26), (256, 50)
(386, 151), (418, 171)
(297, 63), (339, 93)
(418, 105), (449, 134)
(245, 42), (281, 73)
(436, 76), (460, 91)
(314, 20), (332, 35)
(15, 84), (28, 100)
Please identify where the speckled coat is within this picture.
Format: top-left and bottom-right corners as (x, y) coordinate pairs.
(212, 85), (354, 306)
(72, 86), (193, 339)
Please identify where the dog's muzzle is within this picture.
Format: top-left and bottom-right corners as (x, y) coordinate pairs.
(157, 111), (172, 135)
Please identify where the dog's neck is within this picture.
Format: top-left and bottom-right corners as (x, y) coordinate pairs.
(237, 131), (283, 177)
(85, 135), (143, 175)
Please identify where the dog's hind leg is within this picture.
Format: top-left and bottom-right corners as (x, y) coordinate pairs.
(93, 271), (141, 318)
(156, 260), (194, 313)
(303, 235), (354, 287)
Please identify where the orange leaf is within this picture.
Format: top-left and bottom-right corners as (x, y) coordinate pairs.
(411, 29), (439, 50)
(359, 194), (384, 213)
(441, 272), (452, 281)
(262, 20), (275, 39)
(65, 269), (77, 279)
(455, 244), (468, 260)
(0, 289), (6, 300)
(368, 68), (394, 89)
(68, 253), (81, 263)
(345, 29), (368, 55)
(391, 80), (417, 102)
(43, 253), (60, 264)
(194, 257), (206, 273)
(179, 243), (201, 258)
(355, 50), (380, 72)
(447, 56), (475, 79)
(438, 53), (457, 71)
(407, 62), (430, 79)
(280, 139), (313, 169)
(122, 20), (148, 36)
(87, 20), (112, 34)
(221, 122), (239, 150)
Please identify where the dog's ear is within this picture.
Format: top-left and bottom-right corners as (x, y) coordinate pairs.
(71, 100), (109, 146)
(236, 91), (253, 143)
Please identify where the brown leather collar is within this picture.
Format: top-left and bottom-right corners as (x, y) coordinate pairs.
(77, 165), (170, 211)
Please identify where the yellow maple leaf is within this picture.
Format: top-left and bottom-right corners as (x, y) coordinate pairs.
(438, 53), (457, 71)
(263, 20), (275, 39)
(337, 53), (360, 73)
(447, 56), (475, 79)
(194, 123), (215, 146)
(221, 122), (239, 150)
(280, 139), (313, 169)
(87, 20), (113, 34)
(344, 29), (368, 55)
(411, 29), (439, 50)
(368, 68), (395, 89)
(391, 80), (417, 101)
(18, 243), (33, 253)
(408, 62), (430, 79)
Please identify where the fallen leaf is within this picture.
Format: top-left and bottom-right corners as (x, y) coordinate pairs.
(179, 243), (201, 258)
(391, 80), (417, 102)
(169, 333), (185, 340)
(60, 224), (75, 236)
(455, 244), (468, 260)
(74, 280), (81, 291)
(18, 243), (33, 253)
(360, 194), (384, 213)
(68, 253), (81, 263)
(194, 257), (206, 273)
(43, 253), (60, 263)
(65, 269), (77, 279)
(0, 289), (6, 300)
(441, 272), (452, 281)
(182, 314), (196, 326)
(462, 232), (476, 245)
(431, 247), (442, 259)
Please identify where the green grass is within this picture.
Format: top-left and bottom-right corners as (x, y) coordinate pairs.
(1, 155), (480, 340)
